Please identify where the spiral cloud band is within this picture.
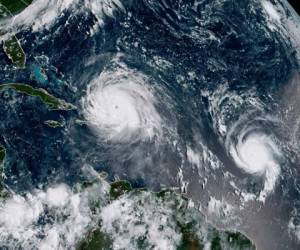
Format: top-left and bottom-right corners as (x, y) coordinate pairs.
(82, 67), (163, 142)
(226, 117), (282, 202)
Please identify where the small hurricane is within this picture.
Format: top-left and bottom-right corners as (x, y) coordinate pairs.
(226, 116), (282, 202)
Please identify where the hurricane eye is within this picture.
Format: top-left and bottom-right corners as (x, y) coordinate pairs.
(81, 68), (163, 142)
(226, 122), (282, 202)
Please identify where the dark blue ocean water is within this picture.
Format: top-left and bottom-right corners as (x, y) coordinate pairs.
(0, 0), (300, 249)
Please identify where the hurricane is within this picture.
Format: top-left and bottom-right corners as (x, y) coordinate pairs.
(81, 63), (163, 143)
(226, 115), (282, 202)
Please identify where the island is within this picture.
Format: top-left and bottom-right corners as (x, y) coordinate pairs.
(44, 120), (65, 128)
(0, 83), (76, 110)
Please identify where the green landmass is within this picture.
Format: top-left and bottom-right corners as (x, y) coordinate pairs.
(77, 230), (113, 250)
(178, 222), (204, 250)
(44, 120), (64, 128)
(0, 83), (76, 110)
(155, 188), (174, 199)
(109, 180), (133, 199)
(210, 229), (255, 250)
(0, 0), (33, 68)
(3, 36), (26, 68)
(0, 4), (9, 18)
(78, 180), (256, 250)
(226, 231), (255, 249)
(0, 0), (32, 15)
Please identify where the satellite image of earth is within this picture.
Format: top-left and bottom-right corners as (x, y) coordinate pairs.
(0, 0), (300, 249)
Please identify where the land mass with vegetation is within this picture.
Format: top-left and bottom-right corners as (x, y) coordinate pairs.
(0, 83), (76, 110)
(0, 0), (33, 68)
(78, 180), (256, 250)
